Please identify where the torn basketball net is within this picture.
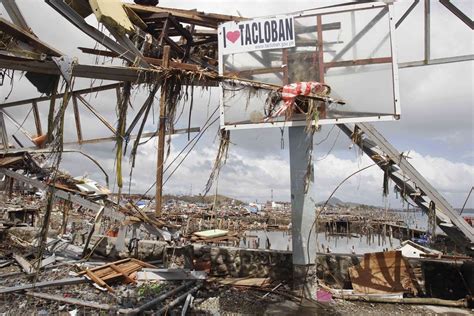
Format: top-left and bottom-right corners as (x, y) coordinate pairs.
(264, 81), (331, 121)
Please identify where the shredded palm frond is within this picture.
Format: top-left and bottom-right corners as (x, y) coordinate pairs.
(204, 129), (230, 196)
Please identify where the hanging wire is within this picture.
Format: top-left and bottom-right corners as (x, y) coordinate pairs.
(315, 128), (341, 162)
(303, 163), (377, 296)
(131, 106), (219, 206)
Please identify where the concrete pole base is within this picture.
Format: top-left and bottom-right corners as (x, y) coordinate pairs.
(293, 264), (318, 300)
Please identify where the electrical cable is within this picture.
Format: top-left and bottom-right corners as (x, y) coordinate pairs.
(131, 106), (220, 204)
(142, 115), (219, 208)
(315, 128), (341, 162)
(315, 125), (335, 145)
(163, 116), (219, 186)
(11, 106), (33, 137)
(302, 163), (377, 298)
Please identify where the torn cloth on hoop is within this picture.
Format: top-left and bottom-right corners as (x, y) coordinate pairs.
(265, 81), (329, 121)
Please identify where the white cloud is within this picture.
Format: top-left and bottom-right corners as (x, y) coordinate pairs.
(409, 151), (474, 195)
(0, 0), (472, 210)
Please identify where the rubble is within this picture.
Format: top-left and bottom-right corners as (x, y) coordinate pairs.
(0, 0), (472, 314)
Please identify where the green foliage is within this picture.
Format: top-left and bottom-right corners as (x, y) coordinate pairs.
(137, 283), (164, 298)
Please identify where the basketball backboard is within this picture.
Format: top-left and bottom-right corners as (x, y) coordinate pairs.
(218, 2), (400, 130)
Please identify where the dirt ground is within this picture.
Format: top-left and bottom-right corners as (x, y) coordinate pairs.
(192, 286), (473, 316)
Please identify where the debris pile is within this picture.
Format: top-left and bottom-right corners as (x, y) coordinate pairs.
(0, 0), (472, 314)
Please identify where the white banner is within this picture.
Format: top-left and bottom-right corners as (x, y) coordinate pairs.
(218, 16), (296, 55)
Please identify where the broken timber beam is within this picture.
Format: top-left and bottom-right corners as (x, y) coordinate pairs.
(0, 58), (218, 86)
(332, 294), (468, 308)
(78, 47), (202, 71)
(12, 253), (34, 274)
(0, 168), (123, 221)
(0, 17), (62, 56)
(0, 277), (87, 294)
(0, 83), (121, 108)
(31, 101), (42, 136)
(71, 96), (83, 143)
(25, 291), (112, 311)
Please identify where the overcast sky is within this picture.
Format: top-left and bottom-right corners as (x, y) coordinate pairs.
(0, 0), (472, 208)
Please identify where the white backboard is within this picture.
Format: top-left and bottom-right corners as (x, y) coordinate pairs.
(218, 2), (400, 130)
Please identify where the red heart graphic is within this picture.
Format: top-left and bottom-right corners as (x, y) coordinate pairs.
(226, 31), (241, 44)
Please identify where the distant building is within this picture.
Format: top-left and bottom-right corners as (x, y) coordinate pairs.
(244, 204), (260, 213)
(272, 201), (283, 209)
(249, 203), (263, 211)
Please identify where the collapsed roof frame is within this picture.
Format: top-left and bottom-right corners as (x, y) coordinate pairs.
(0, 0), (472, 254)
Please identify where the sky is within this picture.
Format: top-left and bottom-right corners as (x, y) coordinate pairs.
(0, 0), (472, 208)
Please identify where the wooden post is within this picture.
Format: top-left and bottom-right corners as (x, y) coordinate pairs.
(61, 201), (70, 235)
(32, 101), (42, 136)
(156, 45), (171, 216)
(8, 177), (14, 199)
(72, 95), (83, 144)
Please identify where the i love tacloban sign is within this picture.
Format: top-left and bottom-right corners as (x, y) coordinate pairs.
(218, 16), (296, 55)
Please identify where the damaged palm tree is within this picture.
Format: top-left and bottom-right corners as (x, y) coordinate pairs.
(115, 82), (131, 196)
(204, 129), (230, 196)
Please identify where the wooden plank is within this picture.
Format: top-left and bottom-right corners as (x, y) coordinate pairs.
(0, 17), (62, 56)
(71, 96), (83, 143)
(12, 253), (34, 274)
(85, 269), (114, 293)
(109, 263), (137, 284)
(0, 58), (218, 86)
(219, 277), (270, 287)
(25, 291), (111, 310)
(125, 4), (243, 28)
(0, 277), (86, 294)
(78, 259), (149, 282)
(101, 265), (143, 281)
(31, 101), (42, 136)
(131, 258), (157, 269)
(158, 17), (170, 47)
(39, 254), (56, 269)
(78, 47), (201, 71)
(0, 83), (121, 108)
(78, 258), (132, 274)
